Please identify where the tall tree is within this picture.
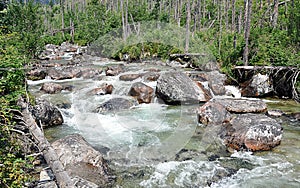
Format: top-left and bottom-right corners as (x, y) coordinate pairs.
(243, 0), (252, 66)
(185, 0), (191, 53)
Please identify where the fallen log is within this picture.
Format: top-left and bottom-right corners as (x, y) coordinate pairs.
(18, 99), (74, 188)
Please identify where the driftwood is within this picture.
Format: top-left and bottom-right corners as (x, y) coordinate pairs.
(18, 100), (75, 188)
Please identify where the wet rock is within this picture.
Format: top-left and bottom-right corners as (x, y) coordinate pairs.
(72, 176), (99, 188)
(51, 134), (113, 186)
(156, 72), (211, 105)
(47, 67), (102, 80)
(267, 109), (284, 117)
(119, 74), (143, 81)
(40, 82), (63, 94)
(241, 73), (273, 97)
(27, 69), (47, 81)
(105, 65), (125, 76)
(192, 71), (227, 95)
(288, 112), (300, 121)
(212, 98), (267, 113)
(197, 101), (231, 125)
(221, 114), (283, 151)
(88, 83), (114, 95)
(93, 98), (136, 114)
(47, 68), (77, 80)
(128, 82), (154, 104)
(80, 67), (103, 79)
(31, 99), (63, 127)
(143, 72), (160, 82)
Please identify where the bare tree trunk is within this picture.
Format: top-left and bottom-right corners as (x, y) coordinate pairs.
(60, 0), (65, 38)
(232, 0), (236, 32)
(238, 8), (242, 33)
(121, 0), (127, 40)
(218, 0), (223, 56)
(272, 0), (279, 28)
(185, 0), (191, 53)
(225, 0), (229, 30)
(243, 0), (252, 66)
(20, 102), (74, 188)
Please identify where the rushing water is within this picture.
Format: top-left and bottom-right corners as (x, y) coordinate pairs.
(28, 59), (300, 187)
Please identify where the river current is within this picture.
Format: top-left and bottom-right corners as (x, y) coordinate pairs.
(28, 58), (300, 187)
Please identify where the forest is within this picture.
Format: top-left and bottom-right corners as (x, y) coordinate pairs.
(0, 0), (299, 187)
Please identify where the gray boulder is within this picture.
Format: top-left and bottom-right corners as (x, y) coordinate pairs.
(156, 72), (211, 105)
(51, 134), (113, 186)
(31, 99), (63, 127)
(93, 98), (136, 114)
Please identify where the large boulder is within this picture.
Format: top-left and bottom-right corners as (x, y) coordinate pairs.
(190, 71), (227, 95)
(51, 134), (113, 186)
(128, 82), (154, 104)
(156, 72), (211, 104)
(93, 98), (137, 114)
(40, 82), (63, 94)
(241, 73), (273, 97)
(221, 114), (283, 151)
(31, 99), (63, 127)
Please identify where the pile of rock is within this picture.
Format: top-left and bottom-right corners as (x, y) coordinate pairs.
(197, 98), (283, 152)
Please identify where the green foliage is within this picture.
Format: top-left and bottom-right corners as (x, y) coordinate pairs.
(2, 0), (44, 58)
(0, 30), (33, 187)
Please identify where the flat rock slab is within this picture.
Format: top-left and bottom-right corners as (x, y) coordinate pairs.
(211, 98), (267, 113)
(156, 71), (211, 105)
(221, 114), (283, 151)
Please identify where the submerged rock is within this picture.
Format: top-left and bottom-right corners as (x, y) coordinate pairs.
(93, 98), (136, 114)
(51, 134), (113, 186)
(221, 114), (283, 151)
(156, 72), (211, 105)
(31, 99), (63, 127)
(128, 82), (154, 104)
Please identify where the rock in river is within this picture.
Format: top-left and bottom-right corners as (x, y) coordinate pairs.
(31, 99), (63, 127)
(197, 98), (282, 152)
(156, 71), (211, 104)
(40, 82), (63, 94)
(221, 114), (283, 151)
(93, 98), (137, 114)
(51, 134), (113, 186)
(128, 82), (154, 104)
